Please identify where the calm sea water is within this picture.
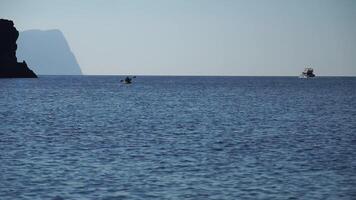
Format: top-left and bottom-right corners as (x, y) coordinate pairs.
(0, 76), (355, 200)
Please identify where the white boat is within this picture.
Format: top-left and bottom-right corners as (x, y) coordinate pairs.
(299, 67), (315, 78)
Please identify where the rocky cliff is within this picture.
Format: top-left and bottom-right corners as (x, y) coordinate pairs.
(17, 29), (82, 75)
(0, 19), (37, 78)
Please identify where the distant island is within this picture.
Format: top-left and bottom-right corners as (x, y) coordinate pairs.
(17, 29), (82, 75)
(0, 19), (37, 78)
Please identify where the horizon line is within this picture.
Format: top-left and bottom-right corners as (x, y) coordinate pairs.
(36, 74), (356, 78)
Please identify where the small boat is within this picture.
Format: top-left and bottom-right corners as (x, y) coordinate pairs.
(120, 76), (136, 84)
(299, 67), (316, 78)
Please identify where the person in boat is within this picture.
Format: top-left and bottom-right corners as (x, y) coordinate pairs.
(124, 76), (131, 83)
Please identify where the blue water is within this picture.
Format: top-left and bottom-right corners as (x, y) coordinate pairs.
(0, 76), (355, 200)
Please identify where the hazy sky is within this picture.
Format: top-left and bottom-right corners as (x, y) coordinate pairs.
(1, 0), (355, 76)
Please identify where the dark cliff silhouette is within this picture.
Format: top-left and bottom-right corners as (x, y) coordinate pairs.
(17, 29), (82, 75)
(0, 19), (37, 78)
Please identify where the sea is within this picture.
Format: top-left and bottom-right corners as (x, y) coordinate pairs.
(0, 76), (355, 200)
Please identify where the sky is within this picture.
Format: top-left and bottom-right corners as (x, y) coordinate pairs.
(1, 0), (356, 76)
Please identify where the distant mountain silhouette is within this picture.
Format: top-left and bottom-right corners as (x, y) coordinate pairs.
(0, 19), (37, 78)
(17, 29), (82, 75)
